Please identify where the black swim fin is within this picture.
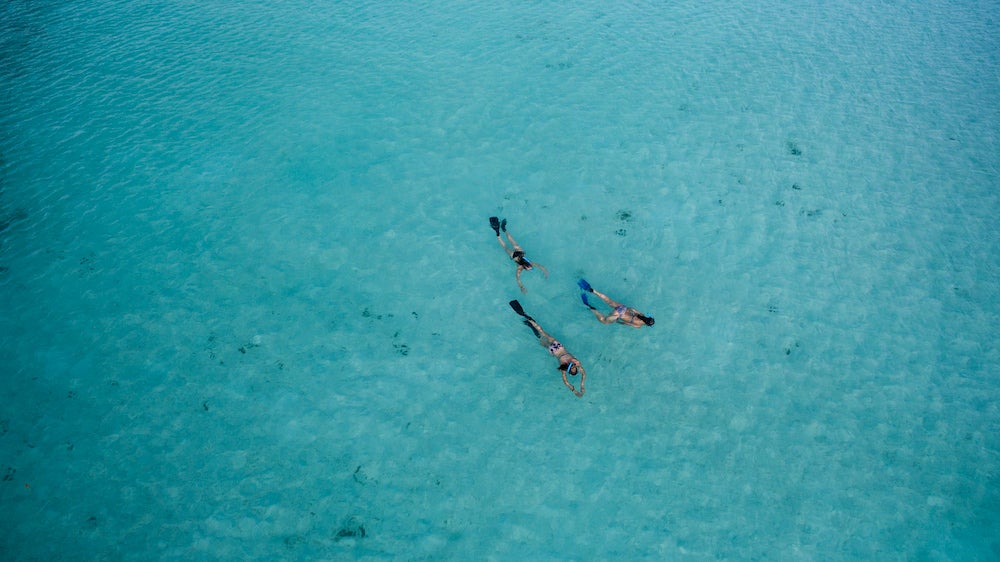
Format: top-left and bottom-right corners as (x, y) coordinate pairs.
(510, 299), (536, 322)
(509, 299), (527, 317)
(500, 218), (507, 232)
(489, 217), (500, 236)
(510, 300), (539, 334)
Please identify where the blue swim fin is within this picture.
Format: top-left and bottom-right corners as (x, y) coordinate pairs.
(580, 292), (595, 309)
(577, 278), (593, 293)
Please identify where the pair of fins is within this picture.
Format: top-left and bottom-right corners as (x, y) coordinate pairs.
(578, 279), (596, 309)
(489, 216), (507, 237)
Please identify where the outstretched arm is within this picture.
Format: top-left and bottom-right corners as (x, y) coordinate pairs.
(560, 365), (585, 397)
(561, 370), (576, 394)
(516, 267), (528, 293)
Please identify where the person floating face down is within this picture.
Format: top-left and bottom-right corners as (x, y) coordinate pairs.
(578, 279), (655, 328)
(509, 300), (586, 398)
(490, 217), (549, 294)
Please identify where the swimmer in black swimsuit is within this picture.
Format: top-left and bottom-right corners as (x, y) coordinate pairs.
(509, 300), (586, 397)
(578, 279), (655, 328)
(490, 217), (549, 293)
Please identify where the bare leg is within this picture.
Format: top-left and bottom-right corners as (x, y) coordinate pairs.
(505, 231), (522, 251)
(592, 289), (621, 309)
(496, 234), (511, 254)
(591, 308), (618, 324)
(524, 317), (554, 345)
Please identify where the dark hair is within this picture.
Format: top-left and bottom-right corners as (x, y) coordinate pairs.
(559, 362), (578, 375)
(512, 251), (531, 268)
(637, 314), (655, 326)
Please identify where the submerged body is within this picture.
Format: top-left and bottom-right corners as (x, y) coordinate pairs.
(578, 279), (655, 328)
(490, 217), (549, 293)
(509, 299), (586, 397)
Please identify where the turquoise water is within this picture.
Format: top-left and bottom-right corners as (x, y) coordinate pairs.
(2, 0), (998, 559)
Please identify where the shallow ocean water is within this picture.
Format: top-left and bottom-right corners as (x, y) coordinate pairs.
(1, 0), (998, 560)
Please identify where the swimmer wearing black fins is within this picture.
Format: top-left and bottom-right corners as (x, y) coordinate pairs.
(509, 299), (586, 398)
(578, 279), (655, 328)
(490, 217), (548, 293)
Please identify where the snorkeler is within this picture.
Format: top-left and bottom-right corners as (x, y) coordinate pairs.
(577, 279), (655, 328)
(509, 300), (586, 398)
(490, 217), (548, 293)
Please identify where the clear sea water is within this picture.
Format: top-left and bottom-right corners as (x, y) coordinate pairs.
(2, 0), (998, 560)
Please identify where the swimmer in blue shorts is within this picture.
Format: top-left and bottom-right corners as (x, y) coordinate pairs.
(490, 217), (549, 293)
